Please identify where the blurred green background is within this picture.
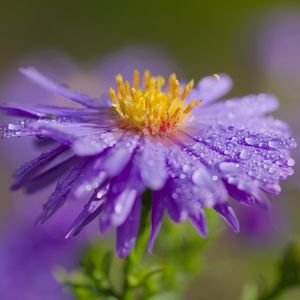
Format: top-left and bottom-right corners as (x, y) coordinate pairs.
(0, 1), (300, 299)
(0, 0), (296, 88)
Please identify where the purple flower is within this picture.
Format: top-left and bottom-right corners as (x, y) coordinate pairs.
(0, 49), (178, 299)
(0, 66), (296, 258)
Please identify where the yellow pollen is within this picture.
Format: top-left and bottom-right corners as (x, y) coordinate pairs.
(109, 70), (202, 135)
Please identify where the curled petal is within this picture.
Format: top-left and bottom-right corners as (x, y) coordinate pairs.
(214, 202), (240, 232)
(20, 67), (107, 108)
(189, 209), (208, 238)
(0, 103), (100, 118)
(225, 181), (270, 209)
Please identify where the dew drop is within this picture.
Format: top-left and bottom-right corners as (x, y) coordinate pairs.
(245, 136), (259, 146)
(219, 162), (240, 173)
(268, 165), (278, 174)
(239, 149), (251, 160)
(212, 175), (218, 181)
(287, 158), (295, 167)
(114, 203), (123, 214)
(268, 139), (283, 149)
(192, 168), (210, 186)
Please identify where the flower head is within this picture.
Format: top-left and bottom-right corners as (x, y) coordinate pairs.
(0, 65), (296, 258)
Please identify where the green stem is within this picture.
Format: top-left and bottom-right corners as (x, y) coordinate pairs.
(121, 259), (134, 300)
(257, 283), (284, 300)
(120, 190), (152, 300)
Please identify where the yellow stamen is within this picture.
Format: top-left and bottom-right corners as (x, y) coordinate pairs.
(133, 70), (140, 88)
(109, 70), (202, 135)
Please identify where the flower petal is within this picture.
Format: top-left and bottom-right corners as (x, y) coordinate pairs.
(100, 135), (139, 177)
(225, 181), (270, 209)
(189, 209), (208, 238)
(20, 67), (108, 109)
(166, 146), (227, 211)
(197, 94), (288, 134)
(72, 132), (116, 156)
(0, 103), (100, 118)
(36, 157), (90, 224)
(148, 191), (165, 253)
(13, 144), (67, 180)
(12, 145), (67, 190)
(116, 196), (142, 258)
(189, 73), (232, 106)
(214, 202), (240, 232)
(98, 188), (137, 234)
(137, 140), (168, 190)
(188, 124), (296, 196)
(65, 185), (109, 238)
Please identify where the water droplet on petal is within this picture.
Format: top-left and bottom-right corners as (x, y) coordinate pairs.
(192, 168), (211, 186)
(268, 138), (282, 149)
(287, 158), (295, 167)
(268, 165), (278, 174)
(219, 162), (240, 173)
(245, 136), (259, 146)
(240, 149), (251, 160)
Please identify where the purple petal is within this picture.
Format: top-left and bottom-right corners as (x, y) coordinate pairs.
(189, 209), (208, 238)
(0, 120), (35, 139)
(36, 158), (90, 224)
(12, 145), (67, 189)
(137, 140), (168, 190)
(0, 103), (100, 118)
(13, 144), (67, 180)
(166, 196), (187, 223)
(197, 94), (284, 134)
(188, 73), (232, 106)
(65, 184), (109, 238)
(148, 191), (165, 253)
(214, 202), (240, 232)
(116, 197), (142, 258)
(20, 67), (106, 109)
(71, 159), (107, 200)
(26, 119), (108, 146)
(99, 188), (137, 234)
(166, 146), (227, 210)
(100, 135), (139, 177)
(72, 132), (116, 156)
(188, 125), (296, 196)
(225, 181), (270, 209)
(12, 154), (75, 192)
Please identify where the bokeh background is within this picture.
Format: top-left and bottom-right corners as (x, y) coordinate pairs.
(0, 1), (299, 299)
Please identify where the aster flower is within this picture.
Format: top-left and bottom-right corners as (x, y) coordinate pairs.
(0, 67), (296, 258)
(0, 49), (178, 300)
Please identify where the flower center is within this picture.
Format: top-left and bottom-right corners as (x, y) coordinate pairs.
(109, 70), (202, 135)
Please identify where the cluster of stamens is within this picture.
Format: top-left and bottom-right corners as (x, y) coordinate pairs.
(109, 70), (202, 135)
